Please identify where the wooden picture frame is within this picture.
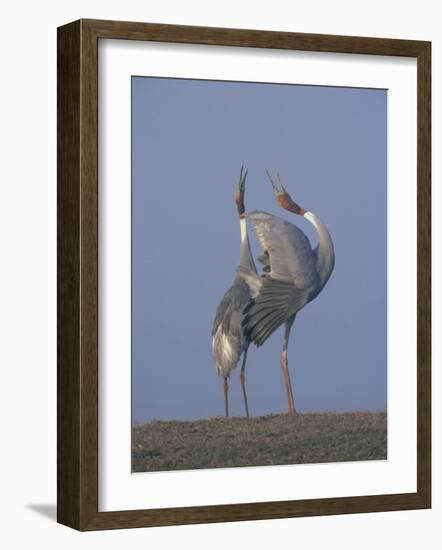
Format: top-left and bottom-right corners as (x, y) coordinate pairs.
(57, 18), (431, 530)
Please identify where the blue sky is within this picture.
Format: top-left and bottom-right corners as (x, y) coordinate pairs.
(132, 77), (387, 422)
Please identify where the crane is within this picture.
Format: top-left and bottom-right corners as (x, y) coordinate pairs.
(211, 167), (261, 418)
(242, 171), (335, 414)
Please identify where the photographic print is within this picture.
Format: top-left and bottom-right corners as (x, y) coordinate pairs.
(131, 76), (387, 473)
(57, 20), (430, 529)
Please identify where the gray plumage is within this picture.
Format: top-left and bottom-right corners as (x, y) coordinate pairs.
(211, 167), (261, 416)
(211, 276), (253, 379)
(250, 211), (319, 285)
(243, 194), (335, 349)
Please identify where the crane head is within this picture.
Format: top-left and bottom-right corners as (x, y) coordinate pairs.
(266, 170), (306, 216)
(234, 165), (248, 217)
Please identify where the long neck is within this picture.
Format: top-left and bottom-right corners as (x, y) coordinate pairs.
(304, 211), (335, 288)
(237, 216), (256, 273)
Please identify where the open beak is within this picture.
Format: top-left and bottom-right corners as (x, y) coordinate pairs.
(235, 165), (248, 215)
(265, 170), (306, 216)
(266, 170), (287, 196)
(237, 165), (248, 195)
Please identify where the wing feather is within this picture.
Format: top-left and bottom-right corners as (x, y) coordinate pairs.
(241, 211), (320, 347)
(247, 211), (318, 286)
(242, 278), (310, 347)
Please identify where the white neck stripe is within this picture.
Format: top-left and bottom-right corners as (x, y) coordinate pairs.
(239, 217), (247, 242)
(304, 211), (319, 229)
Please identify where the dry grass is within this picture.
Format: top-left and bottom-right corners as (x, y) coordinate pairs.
(132, 412), (387, 472)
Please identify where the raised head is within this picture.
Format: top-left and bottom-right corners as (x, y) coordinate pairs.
(266, 170), (306, 216)
(234, 165), (248, 218)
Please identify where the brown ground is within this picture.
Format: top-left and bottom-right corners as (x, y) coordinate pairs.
(132, 411), (387, 472)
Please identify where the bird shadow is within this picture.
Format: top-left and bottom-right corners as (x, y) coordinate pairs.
(26, 503), (57, 522)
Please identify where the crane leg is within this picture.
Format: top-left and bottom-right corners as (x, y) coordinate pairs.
(240, 347), (250, 418)
(281, 316), (296, 415)
(223, 377), (229, 418)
